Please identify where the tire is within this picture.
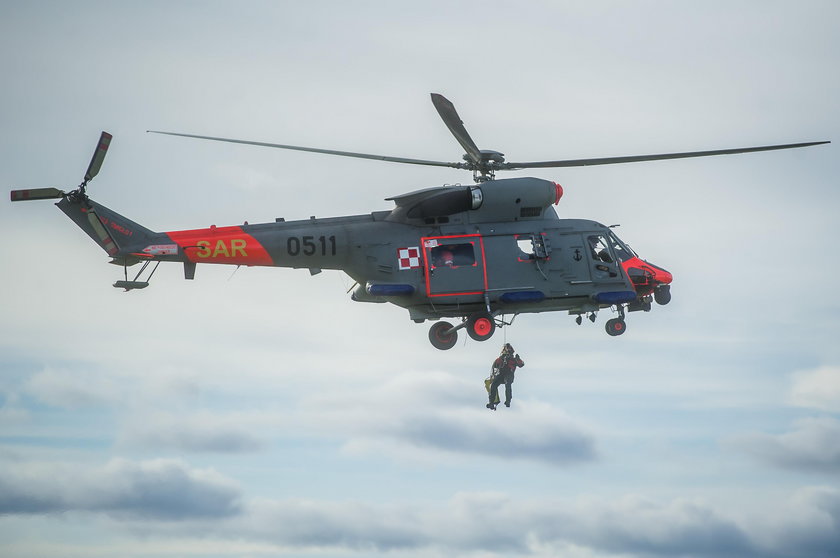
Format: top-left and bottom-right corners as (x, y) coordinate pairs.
(466, 313), (496, 342)
(654, 285), (671, 305)
(429, 321), (458, 350)
(605, 318), (626, 336)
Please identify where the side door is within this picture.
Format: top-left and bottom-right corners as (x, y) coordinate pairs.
(546, 232), (591, 285)
(483, 232), (551, 292)
(422, 234), (486, 297)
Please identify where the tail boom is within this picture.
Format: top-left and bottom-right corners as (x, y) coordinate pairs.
(57, 197), (159, 265)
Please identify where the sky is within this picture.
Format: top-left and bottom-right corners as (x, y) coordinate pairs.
(1, 1), (838, 557)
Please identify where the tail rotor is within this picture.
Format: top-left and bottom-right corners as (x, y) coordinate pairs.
(10, 131), (113, 203)
(10, 131), (120, 256)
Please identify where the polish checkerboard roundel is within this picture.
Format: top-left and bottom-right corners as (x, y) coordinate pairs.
(398, 247), (421, 270)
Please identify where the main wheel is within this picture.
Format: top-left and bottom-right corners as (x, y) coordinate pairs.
(605, 318), (627, 336)
(429, 321), (458, 350)
(466, 312), (496, 342)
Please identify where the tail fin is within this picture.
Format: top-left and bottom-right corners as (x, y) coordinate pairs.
(57, 197), (157, 265)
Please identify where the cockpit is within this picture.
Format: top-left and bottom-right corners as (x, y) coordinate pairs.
(606, 230), (638, 263)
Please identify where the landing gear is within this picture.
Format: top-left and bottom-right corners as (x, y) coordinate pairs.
(428, 321), (458, 350)
(466, 312), (496, 342)
(605, 317), (626, 336)
(654, 284), (671, 305)
(113, 260), (160, 291)
(428, 312), (502, 349)
(605, 304), (628, 336)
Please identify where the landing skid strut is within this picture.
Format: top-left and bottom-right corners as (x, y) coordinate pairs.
(113, 260), (160, 291)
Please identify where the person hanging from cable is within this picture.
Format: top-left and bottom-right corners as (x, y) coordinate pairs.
(486, 343), (525, 410)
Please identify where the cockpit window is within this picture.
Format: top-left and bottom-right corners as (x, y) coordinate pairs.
(588, 235), (614, 263)
(607, 231), (637, 262)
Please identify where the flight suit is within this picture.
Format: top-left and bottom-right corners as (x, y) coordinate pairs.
(488, 353), (525, 408)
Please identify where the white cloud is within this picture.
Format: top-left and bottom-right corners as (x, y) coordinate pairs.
(119, 410), (276, 453)
(790, 366), (840, 412)
(753, 486), (840, 558)
(0, 457), (241, 520)
(299, 370), (597, 466)
(24, 366), (123, 410)
(731, 417), (840, 474)
(115, 488), (840, 558)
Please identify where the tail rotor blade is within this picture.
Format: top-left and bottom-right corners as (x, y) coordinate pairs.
(10, 187), (65, 202)
(84, 131), (113, 182)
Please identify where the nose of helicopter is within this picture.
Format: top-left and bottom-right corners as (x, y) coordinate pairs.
(646, 261), (673, 285)
(621, 257), (673, 298)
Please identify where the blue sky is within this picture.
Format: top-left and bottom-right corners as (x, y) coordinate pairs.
(1, 1), (838, 557)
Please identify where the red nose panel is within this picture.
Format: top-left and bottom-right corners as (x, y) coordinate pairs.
(622, 257), (672, 294)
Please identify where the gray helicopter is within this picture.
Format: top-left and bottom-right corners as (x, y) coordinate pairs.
(10, 94), (828, 349)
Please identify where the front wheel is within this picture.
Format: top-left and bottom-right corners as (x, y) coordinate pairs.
(466, 312), (496, 342)
(429, 321), (458, 350)
(605, 318), (627, 336)
(654, 284), (671, 305)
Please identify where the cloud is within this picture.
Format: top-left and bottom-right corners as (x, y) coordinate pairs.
(558, 496), (754, 558)
(233, 498), (427, 552)
(1, 455), (837, 558)
(119, 411), (269, 453)
(300, 371), (597, 466)
(731, 417), (840, 474)
(158, 489), (838, 558)
(24, 366), (123, 410)
(761, 486), (840, 558)
(0, 391), (29, 425)
(387, 404), (596, 464)
(790, 366), (840, 412)
(0, 457), (241, 520)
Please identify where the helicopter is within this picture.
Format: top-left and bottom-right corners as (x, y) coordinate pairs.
(10, 94), (829, 349)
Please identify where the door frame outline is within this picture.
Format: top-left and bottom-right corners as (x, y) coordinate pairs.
(421, 233), (488, 297)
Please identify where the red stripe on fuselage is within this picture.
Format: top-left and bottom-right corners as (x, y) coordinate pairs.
(167, 226), (273, 266)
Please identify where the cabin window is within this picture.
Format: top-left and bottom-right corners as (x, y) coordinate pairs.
(516, 235), (535, 260)
(431, 243), (476, 268)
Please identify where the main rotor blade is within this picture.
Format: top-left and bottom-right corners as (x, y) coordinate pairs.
(10, 187), (65, 202)
(84, 131), (113, 182)
(147, 131), (464, 170)
(503, 141), (831, 169)
(430, 93), (483, 165)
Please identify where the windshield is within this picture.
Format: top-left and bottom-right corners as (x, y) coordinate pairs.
(607, 231), (638, 262)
